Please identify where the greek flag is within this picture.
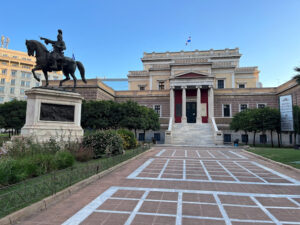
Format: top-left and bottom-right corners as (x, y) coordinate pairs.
(185, 36), (191, 45)
(72, 53), (75, 60)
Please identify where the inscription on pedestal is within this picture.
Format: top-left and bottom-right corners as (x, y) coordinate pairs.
(40, 103), (75, 122)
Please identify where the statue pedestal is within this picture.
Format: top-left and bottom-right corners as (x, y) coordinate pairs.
(21, 88), (84, 142)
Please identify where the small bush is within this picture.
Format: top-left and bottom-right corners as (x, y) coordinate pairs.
(73, 146), (95, 162)
(0, 158), (24, 185)
(55, 151), (75, 169)
(83, 130), (124, 157)
(117, 129), (137, 150)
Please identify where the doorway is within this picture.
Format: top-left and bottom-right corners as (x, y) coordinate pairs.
(186, 102), (196, 123)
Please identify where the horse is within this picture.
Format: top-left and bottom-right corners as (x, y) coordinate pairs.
(25, 40), (86, 88)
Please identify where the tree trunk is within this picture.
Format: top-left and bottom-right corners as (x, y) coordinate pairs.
(277, 132), (281, 148)
(294, 132), (297, 145)
(134, 129), (137, 138)
(253, 131), (256, 146)
(143, 129), (146, 142)
(270, 130), (273, 148)
(245, 132), (248, 145)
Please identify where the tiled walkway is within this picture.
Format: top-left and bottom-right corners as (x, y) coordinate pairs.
(18, 147), (300, 225)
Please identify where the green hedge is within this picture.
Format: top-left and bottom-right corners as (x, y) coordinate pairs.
(117, 129), (137, 150)
(82, 130), (124, 157)
(0, 151), (74, 186)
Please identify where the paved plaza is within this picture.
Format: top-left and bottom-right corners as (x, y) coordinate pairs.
(18, 147), (300, 225)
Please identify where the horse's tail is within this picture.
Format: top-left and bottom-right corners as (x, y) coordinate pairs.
(76, 61), (87, 83)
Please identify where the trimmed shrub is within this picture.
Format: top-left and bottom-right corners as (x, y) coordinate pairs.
(0, 158), (24, 185)
(83, 130), (124, 157)
(54, 151), (75, 169)
(72, 146), (95, 162)
(117, 129), (137, 150)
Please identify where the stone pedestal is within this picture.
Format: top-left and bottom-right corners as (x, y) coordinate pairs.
(21, 88), (84, 142)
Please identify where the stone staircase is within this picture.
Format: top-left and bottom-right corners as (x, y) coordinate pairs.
(170, 123), (215, 146)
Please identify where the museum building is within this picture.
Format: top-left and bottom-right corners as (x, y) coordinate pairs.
(45, 48), (300, 146)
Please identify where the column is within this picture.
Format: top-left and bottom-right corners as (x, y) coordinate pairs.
(170, 86), (174, 123)
(182, 86), (187, 123)
(208, 85), (214, 121)
(197, 85), (202, 124)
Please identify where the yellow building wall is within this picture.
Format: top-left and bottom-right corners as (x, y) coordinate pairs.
(235, 78), (257, 88)
(214, 73), (232, 88)
(129, 79), (149, 91)
(151, 75), (169, 90)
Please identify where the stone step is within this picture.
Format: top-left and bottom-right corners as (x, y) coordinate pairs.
(170, 122), (215, 146)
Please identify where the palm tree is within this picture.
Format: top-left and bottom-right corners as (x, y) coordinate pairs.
(293, 67), (300, 84)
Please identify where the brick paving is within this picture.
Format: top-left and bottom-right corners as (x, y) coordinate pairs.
(17, 147), (300, 225)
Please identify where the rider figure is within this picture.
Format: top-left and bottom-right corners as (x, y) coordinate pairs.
(40, 29), (66, 70)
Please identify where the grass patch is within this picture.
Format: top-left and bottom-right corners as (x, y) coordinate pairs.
(0, 144), (150, 218)
(248, 147), (300, 169)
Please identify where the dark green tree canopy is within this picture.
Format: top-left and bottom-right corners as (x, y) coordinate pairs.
(0, 100), (26, 131)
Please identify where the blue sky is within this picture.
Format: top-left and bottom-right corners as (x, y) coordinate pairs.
(2, 0), (300, 87)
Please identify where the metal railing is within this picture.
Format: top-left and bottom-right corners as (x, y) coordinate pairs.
(0, 145), (150, 218)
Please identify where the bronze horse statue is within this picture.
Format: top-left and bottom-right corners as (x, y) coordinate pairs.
(25, 40), (86, 88)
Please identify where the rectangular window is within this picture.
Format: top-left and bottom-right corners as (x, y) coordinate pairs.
(20, 89), (25, 95)
(223, 104), (230, 117)
(11, 70), (17, 76)
(260, 134), (267, 144)
(138, 133), (145, 141)
(257, 104), (266, 109)
(36, 82), (40, 87)
(1, 61), (7, 65)
(238, 84), (245, 88)
(11, 79), (15, 85)
(241, 134), (248, 143)
(139, 86), (145, 91)
(21, 80), (25, 87)
(0, 97), (3, 102)
(224, 134), (231, 143)
(154, 105), (161, 117)
(240, 104), (248, 112)
(36, 73), (41, 79)
(0, 86), (4, 93)
(158, 81), (165, 90)
(1, 69), (7, 75)
(0, 78), (5, 84)
(154, 133), (161, 141)
(10, 87), (14, 94)
(25, 81), (30, 87)
(26, 73), (31, 78)
(53, 76), (58, 80)
(12, 63), (18, 67)
(217, 80), (224, 89)
(289, 134), (293, 144)
(21, 72), (26, 78)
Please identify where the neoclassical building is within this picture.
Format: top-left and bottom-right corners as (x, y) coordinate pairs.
(46, 48), (300, 146)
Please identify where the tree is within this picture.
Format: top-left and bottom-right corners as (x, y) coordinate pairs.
(293, 105), (300, 145)
(263, 107), (280, 148)
(81, 100), (112, 129)
(293, 67), (300, 85)
(0, 100), (26, 134)
(230, 110), (251, 145)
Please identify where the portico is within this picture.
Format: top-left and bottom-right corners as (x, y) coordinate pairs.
(169, 73), (214, 124)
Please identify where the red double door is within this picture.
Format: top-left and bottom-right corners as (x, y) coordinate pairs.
(174, 89), (208, 123)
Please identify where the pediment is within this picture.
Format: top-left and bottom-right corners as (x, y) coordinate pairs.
(175, 72), (209, 79)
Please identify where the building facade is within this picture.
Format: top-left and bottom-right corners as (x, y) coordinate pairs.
(0, 48), (62, 103)
(43, 48), (300, 146)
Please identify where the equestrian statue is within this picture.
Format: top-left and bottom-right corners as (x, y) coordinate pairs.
(25, 29), (86, 88)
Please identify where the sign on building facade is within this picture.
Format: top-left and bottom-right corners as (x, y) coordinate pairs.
(279, 95), (294, 131)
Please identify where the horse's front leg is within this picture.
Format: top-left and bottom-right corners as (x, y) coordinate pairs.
(32, 66), (42, 82)
(43, 69), (49, 87)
